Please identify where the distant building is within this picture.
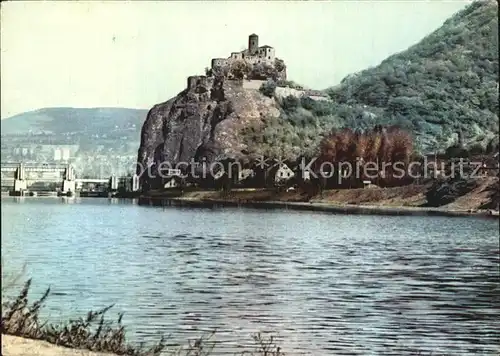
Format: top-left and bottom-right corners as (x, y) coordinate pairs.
(164, 177), (180, 189)
(61, 148), (70, 161)
(166, 168), (182, 176)
(54, 148), (62, 161)
(238, 168), (255, 182)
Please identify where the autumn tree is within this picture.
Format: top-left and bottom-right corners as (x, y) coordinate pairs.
(316, 125), (414, 187)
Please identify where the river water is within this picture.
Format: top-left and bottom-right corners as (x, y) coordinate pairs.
(1, 197), (499, 355)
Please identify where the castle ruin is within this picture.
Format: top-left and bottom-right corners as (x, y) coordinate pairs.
(211, 34), (276, 70)
(186, 33), (286, 89)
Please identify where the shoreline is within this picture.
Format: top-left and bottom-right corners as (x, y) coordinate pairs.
(3, 189), (498, 219)
(137, 194), (500, 219)
(1, 334), (114, 356)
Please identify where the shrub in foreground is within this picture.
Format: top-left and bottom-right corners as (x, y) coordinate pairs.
(1, 279), (285, 356)
(259, 81), (277, 98)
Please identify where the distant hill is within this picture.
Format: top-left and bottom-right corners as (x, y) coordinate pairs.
(324, 0), (499, 152)
(1, 107), (149, 177)
(1, 107), (148, 136)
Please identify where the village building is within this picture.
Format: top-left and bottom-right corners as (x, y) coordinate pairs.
(275, 163), (295, 183)
(164, 176), (181, 189)
(477, 157), (500, 177)
(238, 168), (255, 182)
(362, 180), (378, 189)
(213, 170), (225, 181)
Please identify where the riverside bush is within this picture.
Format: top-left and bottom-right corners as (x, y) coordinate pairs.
(1, 279), (285, 356)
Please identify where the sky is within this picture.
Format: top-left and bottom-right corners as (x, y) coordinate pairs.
(0, 0), (471, 119)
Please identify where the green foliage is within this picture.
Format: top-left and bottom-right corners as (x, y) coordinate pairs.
(259, 81), (277, 98)
(251, 63), (282, 81)
(468, 143), (486, 156)
(229, 60), (251, 80)
(426, 176), (479, 207)
(324, 0), (499, 153)
(242, 110), (337, 161)
(444, 144), (470, 158)
(300, 98), (337, 117)
(2, 280), (167, 355)
(274, 58), (286, 73)
(3, 280), (286, 356)
(281, 95), (300, 113)
(485, 135), (499, 153)
(276, 80), (303, 89)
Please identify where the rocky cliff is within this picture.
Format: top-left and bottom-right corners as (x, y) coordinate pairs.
(137, 76), (280, 188)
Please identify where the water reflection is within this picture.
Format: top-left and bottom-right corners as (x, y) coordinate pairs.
(60, 197), (76, 204)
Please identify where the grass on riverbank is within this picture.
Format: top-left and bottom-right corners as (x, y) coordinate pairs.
(1, 279), (285, 356)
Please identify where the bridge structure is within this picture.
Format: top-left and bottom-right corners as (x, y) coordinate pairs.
(1, 162), (139, 194)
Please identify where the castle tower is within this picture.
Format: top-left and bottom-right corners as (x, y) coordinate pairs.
(248, 33), (258, 55)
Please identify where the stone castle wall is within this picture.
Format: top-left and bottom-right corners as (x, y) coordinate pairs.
(242, 79), (266, 90)
(241, 80), (331, 102)
(275, 87), (331, 101)
(187, 75), (208, 90)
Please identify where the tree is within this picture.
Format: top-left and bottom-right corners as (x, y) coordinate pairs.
(445, 144), (469, 159)
(316, 125), (414, 187)
(259, 81), (277, 98)
(274, 58), (286, 72)
(282, 95), (300, 113)
(251, 63), (280, 81)
(468, 143), (485, 157)
(229, 60), (251, 80)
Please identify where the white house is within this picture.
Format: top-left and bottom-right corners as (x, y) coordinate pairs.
(213, 170), (225, 180)
(166, 168), (182, 176)
(238, 169), (255, 182)
(164, 177), (179, 189)
(362, 180), (378, 189)
(275, 164), (295, 183)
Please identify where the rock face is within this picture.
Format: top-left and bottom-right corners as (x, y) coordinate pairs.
(137, 76), (280, 188)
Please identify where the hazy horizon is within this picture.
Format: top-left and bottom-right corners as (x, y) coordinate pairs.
(1, 1), (471, 119)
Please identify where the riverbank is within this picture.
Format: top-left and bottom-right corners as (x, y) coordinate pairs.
(142, 195), (499, 218)
(2, 335), (114, 356)
(138, 178), (499, 218)
(1, 279), (284, 356)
